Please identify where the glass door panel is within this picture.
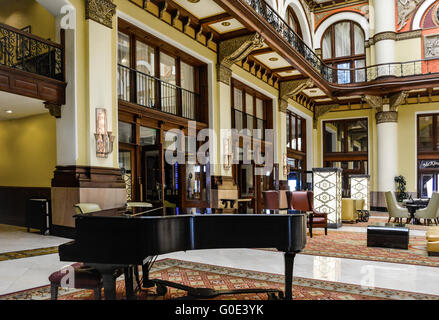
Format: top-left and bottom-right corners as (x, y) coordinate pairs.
(420, 174), (436, 198)
(160, 52), (177, 114)
(119, 148), (134, 201)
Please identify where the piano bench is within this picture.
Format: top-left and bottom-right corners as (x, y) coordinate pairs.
(48, 262), (103, 300)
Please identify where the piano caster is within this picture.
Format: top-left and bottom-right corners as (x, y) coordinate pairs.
(156, 283), (168, 296)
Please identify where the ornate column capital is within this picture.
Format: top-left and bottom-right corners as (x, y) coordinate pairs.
(376, 111), (398, 124)
(217, 33), (264, 85)
(85, 0), (116, 29)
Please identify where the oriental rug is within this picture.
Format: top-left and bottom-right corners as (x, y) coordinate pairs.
(294, 230), (439, 267)
(0, 259), (437, 300)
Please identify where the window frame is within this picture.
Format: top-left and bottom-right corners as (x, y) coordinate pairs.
(321, 20), (366, 83)
(231, 78), (272, 140)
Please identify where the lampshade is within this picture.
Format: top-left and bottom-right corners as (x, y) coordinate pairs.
(350, 174), (370, 211)
(312, 168), (342, 228)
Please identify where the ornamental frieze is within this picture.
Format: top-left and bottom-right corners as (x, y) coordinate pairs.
(424, 33), (439, 58)
(85, 0), (116, 29)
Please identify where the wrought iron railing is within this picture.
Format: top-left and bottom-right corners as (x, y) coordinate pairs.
(243, 0), (439, 85)
(118, 64), (198, 120)
(0, 22), (64, 81)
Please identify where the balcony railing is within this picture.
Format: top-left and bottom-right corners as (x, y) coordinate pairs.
(243, 0), (439, 85)
(0, 22), (64, 81)
(118, 64), (198, 120)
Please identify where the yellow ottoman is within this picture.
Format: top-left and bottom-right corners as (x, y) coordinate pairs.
(427, 226), (439, 256)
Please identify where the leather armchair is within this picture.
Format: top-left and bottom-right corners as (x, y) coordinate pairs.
(291, 191), (327, 238)
(262, 190), (279, 213)
(74, 203), (102, 215)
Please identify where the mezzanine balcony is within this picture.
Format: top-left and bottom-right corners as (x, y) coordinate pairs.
(0, 22), (65, 105)
(118, 64), (199, 121)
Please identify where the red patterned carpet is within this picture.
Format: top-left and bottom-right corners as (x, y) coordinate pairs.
(296, 230), (439, 267)
(1, 259), (438, 300)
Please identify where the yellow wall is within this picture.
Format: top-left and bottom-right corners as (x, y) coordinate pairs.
(398, 103), (439, 193)
(0, 113), (56, 187)
(0, 0), (55, 41)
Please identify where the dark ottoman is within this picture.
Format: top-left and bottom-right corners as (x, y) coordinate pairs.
(367, 223), (409, 250)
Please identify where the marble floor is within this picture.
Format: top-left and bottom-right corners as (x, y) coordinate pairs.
(0, 217), (437, 298)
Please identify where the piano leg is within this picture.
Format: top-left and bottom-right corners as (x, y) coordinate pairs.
(124, 266), (137, 300)
(284, 252), (296, 300)
(101, 270), (117, 300)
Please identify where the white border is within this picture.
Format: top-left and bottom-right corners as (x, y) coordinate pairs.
(280, 0), (313, 47)
(412, 0), (436, 30)
(314, 11), (370, 49)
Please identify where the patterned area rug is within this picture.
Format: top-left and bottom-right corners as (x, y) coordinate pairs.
(344, 216), (428, 231)
(296, 230), (439, 267)
(1, 259), (438, 300)
(0, 247), (58, 261)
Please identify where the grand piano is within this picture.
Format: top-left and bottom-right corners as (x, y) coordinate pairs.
(58, 207), (307, 300)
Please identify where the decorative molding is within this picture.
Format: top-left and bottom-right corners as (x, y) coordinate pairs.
(51, 166), (125, 188)
(397, 0), (422, 31)
(85, 0), (116, 29)
(397, 29), (422, 41)
(217, 33), (264, 85)
(373, 31), (396, 44)
(424, 33), (439, 58)
(279, 78), (314, 112)
(44, 102), (62, 118)
(376, 111), (398, 124)
(367, 30), (421, 46)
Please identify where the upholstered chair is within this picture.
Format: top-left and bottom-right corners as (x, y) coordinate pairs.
(415, 193), (439, 226)
(262, 191), (279, 213)
(49, 262), (103, 300)
(385, 192), (410, 223)
(291, 191), (327, 238)
(74, 203), (102, 215)
(341, 198), (358, 223)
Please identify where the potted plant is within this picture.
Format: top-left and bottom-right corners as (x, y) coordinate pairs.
(394, 175), (409, 202)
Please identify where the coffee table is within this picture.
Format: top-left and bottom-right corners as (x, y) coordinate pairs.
(367, 222), (409, 250)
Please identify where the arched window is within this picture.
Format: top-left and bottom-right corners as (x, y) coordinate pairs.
(321, 21), (365, 84)
(286, 6), (303, 39)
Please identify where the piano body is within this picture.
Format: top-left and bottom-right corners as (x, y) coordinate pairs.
(59, 209), (307, 300)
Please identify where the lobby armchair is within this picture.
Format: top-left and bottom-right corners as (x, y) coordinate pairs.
(415, 193), (439, 226)
(262, 191), (279, 214)
(385, 192), (410, 223)
(291, 191), (327, 238)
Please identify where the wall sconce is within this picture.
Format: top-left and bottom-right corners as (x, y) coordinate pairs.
(223, 137), (232, 170)
(283, 153), (289, 177)
(95, 108), (114, 158)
